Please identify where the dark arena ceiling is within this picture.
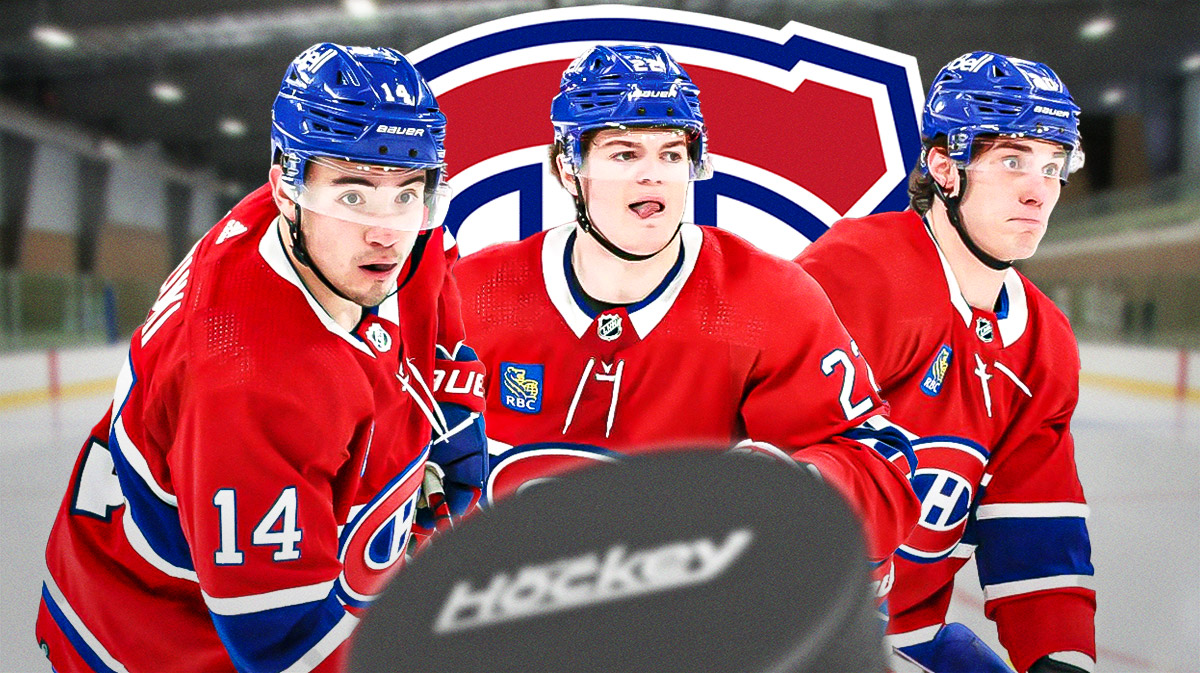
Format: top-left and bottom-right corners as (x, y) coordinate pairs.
(1, 0), (1196, 191)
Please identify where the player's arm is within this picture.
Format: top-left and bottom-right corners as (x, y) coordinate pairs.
(740, 272), (920, 561)
(172, 378), (370, 673)
(966, 366), (1095, 673)
(419, 225), (489, 536)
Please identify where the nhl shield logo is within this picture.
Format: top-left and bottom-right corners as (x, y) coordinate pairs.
(365, 322), (392, 352)
(975, 317), (995, 343)
(597, 314), (623, 342)
(409, 6), (922, 260)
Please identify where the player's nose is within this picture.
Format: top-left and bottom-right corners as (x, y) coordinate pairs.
(363, 223), (405, 247)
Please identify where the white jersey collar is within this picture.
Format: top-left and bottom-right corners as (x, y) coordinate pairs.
(258, 217), (398, 357)
(922, 220), (1029, 348)
(541, 222), (703, 339)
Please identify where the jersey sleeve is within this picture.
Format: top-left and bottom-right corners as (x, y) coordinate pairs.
(740, 270), (920, 561)
(172, 370), (364, 673)
(968, 350), (1096, 672)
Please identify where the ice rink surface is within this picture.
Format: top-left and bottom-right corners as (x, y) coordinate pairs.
(2, 381), (1197, 672)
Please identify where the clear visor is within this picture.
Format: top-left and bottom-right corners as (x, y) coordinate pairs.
(964, 145), (1085, 182)
(575, 126), (708, 182)
(289, 156), (451, 232)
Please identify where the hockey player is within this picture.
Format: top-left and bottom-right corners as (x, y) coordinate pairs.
(797, 52), (1095, 673)
(453, 44), (920, 569)
(35, 43), (486, 672)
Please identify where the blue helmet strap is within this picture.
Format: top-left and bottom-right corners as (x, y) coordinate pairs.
(570, 173), (681, 263)
(931, 168), (1013, 271)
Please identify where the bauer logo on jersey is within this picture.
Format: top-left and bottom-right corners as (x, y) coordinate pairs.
(597, 313), (623, 342)
(920, 345), (953, 397)
(365, 322), (392, 353)
(975, 317), (995, 343)
(501, 362), (544, 414)
(410, 5), (921, 259)
(898, 436), (990, 563)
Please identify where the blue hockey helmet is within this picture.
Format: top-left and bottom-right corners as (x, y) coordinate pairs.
(922, 51), (1084, 179)
(271, 43), (448, 227)
(551, 44), (711, 180)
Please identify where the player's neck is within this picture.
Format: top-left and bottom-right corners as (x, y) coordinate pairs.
(277, 219), (363, 331)
(927, 206), (1007, 311)
(571, 225), (682, 305)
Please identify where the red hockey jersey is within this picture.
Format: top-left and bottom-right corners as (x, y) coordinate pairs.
(454, 222), (920, 561)
(797, 210), (1095, 672)
(36, 185), (471, 673)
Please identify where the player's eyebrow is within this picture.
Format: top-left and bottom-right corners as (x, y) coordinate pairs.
(991, 140), (1067, 158)
(329, 174), (424, 187)
(594, 137), (687, 149)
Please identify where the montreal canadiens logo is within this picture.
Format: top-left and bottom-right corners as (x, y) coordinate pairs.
(898, 436), (991, 563)
(487, 442), (621, 502)
(337, 452), (426, 607)
(408, 5), (922, 259)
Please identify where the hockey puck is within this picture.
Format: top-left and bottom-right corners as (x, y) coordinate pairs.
(350, 449), (885, 673)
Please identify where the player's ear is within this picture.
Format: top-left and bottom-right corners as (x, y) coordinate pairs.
(556, 153), (580, 197)
(268, 164), (296, 214)
(926, 146), (960, 197)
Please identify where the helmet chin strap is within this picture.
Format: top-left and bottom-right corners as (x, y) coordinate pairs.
(931, 168), (1013, 271)
(570, 173), (680, 263)
(283, 201), (361, 303)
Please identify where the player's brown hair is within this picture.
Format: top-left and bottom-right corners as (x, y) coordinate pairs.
(908, 136), (1002, 214)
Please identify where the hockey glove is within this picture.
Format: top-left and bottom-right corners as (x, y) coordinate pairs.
(414, 344), (488, 538)
(898, 622), (1015, 673)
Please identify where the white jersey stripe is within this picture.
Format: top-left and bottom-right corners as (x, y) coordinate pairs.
(112, 415), (178, 507)
(43, 572), (133, 673)
(975, 502), (1090, 520)
(203, 580), (336, 616)
(121, 506), (198, 582)
(885, 623), (942, 648)
(983, 574), (1094, 601)
(280, 611), (360, 673)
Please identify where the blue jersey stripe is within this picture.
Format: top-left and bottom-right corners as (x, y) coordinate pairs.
(211, 592), (347, 673)
(41, 584), (123, 673)
(973, 516), (1093, 586)
(107, 428), (194, 573)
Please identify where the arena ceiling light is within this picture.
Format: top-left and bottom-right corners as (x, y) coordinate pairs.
(219, 118), (246, 137)
(1183, 53), (1200, 73)
(31, 25), (76, 50)
(151, 81), (185, 104)
(343, 0), (378, 19)
(1079, 16), (1115, 40)
(1101, 87), (1125, 107)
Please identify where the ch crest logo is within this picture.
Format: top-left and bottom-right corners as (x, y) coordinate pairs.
(975, 317), (995, 343)
(597, 314), (623, 342)
(898, 436), (990, 563)
(365, 322), (392, 352)
(410, 5), (921, 260)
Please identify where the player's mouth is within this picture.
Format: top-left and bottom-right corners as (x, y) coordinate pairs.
(628, 199), (666, 219)
(359, 262), (399, 278)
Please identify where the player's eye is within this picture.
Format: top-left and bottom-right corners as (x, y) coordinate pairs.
(1000, 156), (1023, 171)
(338, 191), (366, 206)
(612, 150), (638, 162)
(662, 150), (684, 163)
(1042, 162), (1065, 178)
(396, 190), (420, 205)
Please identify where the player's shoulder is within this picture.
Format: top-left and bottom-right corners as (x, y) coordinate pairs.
(1019, 272), (1081, 368)
(800, 209), (929, 268)
(453, 230), (547, 294)
(695, 226), (836, 318)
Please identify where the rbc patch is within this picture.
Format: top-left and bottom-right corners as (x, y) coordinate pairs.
(501, 362), (544, 414)
(920, 345), (953, 396)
